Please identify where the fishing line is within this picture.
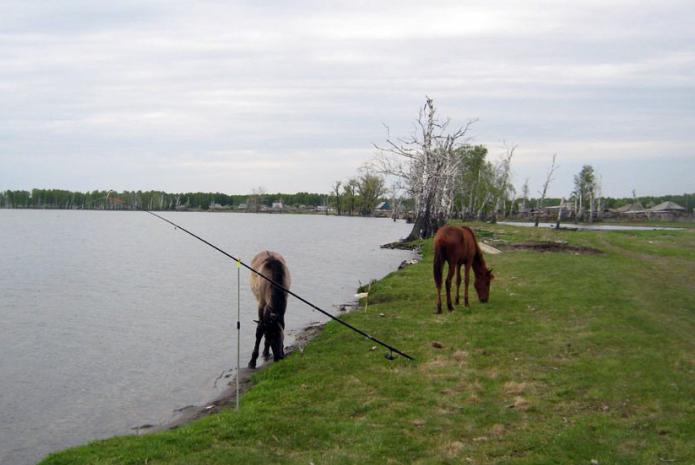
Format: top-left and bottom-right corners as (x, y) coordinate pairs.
(144, 210), (415, 361)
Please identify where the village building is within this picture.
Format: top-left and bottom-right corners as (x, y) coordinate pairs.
(374, 201), (392, 217)
(647, 201), (687, 220)
(543, 199), (576, 221)
(610, 201), (645, 215)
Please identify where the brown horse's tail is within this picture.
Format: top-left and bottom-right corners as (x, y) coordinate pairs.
(266, 258), (288, 328)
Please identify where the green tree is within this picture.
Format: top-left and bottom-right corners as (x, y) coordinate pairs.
(342, 178), (359, 216)
(331, 181), (343, 215)
(574, 165), (596, 222)
(357, 172), (385, 216)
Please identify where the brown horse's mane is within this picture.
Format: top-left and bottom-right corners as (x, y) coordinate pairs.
(459, 226), (488, 277)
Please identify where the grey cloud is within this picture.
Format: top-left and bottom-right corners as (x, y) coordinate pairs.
(1, 1), (693, 196)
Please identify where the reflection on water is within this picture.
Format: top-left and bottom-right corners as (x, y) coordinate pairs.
(0, 210), (413, 465)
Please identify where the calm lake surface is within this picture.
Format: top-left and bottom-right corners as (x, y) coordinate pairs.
(0, 210), (413, 465)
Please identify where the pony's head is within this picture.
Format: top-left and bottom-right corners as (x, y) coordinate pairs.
(262, 310), (285, 359)
(474, 268), (494, 303)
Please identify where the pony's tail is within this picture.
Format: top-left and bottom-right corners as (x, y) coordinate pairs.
(267, 258), (288, 326)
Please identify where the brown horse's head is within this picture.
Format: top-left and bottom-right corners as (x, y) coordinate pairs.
(474, 268), (494, 303)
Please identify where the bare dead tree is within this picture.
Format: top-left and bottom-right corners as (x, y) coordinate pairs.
(535, 153), (558, 227)
(332, 180), (342, 216)
(491, 143), (516, 222)
(249, 186), (266, 213)
(389, 180), (405, 221)
(520, 178), (530, 212)
(374, 97), (476, 240)
(556, 197), (564, 229)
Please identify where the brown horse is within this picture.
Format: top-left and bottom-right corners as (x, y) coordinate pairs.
(433, 225), (494, 313)
(248, 250), (291, 369)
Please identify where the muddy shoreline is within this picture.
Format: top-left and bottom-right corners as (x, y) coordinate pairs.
(134, 321), (327, 433)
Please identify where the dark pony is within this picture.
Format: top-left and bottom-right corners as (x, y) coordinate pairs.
(248, 250), (291, 369)
(433, 225), (494, 313)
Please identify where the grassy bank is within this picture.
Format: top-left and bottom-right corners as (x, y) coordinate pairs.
(41, 224), (695, 465)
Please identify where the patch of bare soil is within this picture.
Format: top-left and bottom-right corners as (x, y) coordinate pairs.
(380, 240), (420, 250)
(499, 241), (603, 254)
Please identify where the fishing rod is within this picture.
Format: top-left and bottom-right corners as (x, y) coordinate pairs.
(144, 210), (415, 361)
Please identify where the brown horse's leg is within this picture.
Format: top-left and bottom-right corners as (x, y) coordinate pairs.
(445, 259), (456, 311)
(248, 321), (264, 369)
(464, 263), (471, 307)
(455, 263), (462, 305)
(434, 249), (444, 313)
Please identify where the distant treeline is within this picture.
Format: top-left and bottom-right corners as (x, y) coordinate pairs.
(1, 188), (692, 214)
(0, 189), (328, 210)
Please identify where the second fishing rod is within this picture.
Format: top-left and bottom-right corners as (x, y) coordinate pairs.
(144, 210), (415, 362)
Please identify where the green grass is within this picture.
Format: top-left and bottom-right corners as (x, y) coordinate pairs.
(41, 224), (695, 465)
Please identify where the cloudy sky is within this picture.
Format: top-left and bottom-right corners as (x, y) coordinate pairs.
(2, 0), (693, 197)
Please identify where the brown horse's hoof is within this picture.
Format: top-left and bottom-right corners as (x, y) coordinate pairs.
(247, 361), (257, 369)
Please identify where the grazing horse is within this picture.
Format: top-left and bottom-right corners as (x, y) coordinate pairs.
(248, 251), (291, 369)
(433, 225), (494, 313)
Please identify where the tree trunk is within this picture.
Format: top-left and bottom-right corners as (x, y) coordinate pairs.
(556, 198), (563, 228)
(589, 191), (594, 223)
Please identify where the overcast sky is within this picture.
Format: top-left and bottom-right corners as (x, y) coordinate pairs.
(2, 0), (693, 197)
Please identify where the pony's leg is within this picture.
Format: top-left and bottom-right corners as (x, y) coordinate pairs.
(455, 263), (462, 305)
(464, 263), (471, 308)
(248, 321), (264, 369)
(262, 339), (271, 361)
(445, 260), (456, 311)
(271, 331), (285, 361)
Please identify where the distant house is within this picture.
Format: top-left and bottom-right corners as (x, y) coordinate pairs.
(649, 201), (686, 213)
(609, 200), (688, 220)
(611, 201), (645, 215)
(517, 205), (533, 217)
(272, 200), (284, 210)
(544, 200), (576, 220)
(647, 201), (687, 220)
(374, 201), (393, 218)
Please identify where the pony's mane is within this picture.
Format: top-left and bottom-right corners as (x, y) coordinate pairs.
(265, 257), (288, 327)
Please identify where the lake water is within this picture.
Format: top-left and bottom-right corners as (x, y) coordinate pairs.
(0, 210), (413, 465)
